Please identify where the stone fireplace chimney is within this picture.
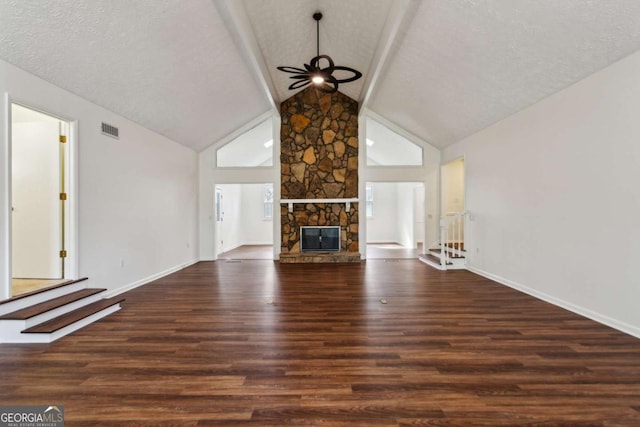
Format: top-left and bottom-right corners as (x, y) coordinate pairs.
(280, 86), (360, 263)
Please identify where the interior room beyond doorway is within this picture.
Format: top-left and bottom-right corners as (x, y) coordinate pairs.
(366, 182), (425, 259)
(216, 183), (274, 260)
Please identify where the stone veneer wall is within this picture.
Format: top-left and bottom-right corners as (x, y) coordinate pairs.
(280, 86), (359, 258)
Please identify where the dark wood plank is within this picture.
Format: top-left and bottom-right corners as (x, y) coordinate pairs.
(22, 297), (124, 333)
(1, 261), (640, 426)
(0, 288), (106, 320)
(420, 253), (452, 265)
(0, 277), (89, 305)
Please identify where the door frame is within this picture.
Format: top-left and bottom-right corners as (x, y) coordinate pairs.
(1, 95), (79, 299)
(215, 186), (224, 255)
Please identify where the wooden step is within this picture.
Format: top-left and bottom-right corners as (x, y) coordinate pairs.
(0, 288), (106, 320)
(429, 248), (466, 259)
(444, 242), (465, 251)
(421, 253), (452, 266)
(22, 297), (125, 334)
(0, 277), (88, 305)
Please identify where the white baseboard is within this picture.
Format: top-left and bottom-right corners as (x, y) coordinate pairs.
(467, 266), (640, 339)
(104, 258), (200, 298)
(217, 242), (241, 255)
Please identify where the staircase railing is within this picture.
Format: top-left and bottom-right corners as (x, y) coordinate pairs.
(439, 211), (466, 268)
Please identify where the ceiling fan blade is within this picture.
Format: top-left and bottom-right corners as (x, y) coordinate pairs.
(277, 66), (308, 74)
(330, 66), (363, 83)
(288, 79), (311, 90)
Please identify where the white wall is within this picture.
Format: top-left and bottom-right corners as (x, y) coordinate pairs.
(396, 182), (416, 248)
(413, 185), (425, 245)
(241, 184), (273, 245)
(366, 183), (397, 243)
(360, 110), (441, 257)
(441, 157), (464, 215)
(443, 49), (640, 338)
(199, 113), (279, 261)
(366, 182), (424, 249)
(0, 59), (198, 298)
(217, 183), (273, 253)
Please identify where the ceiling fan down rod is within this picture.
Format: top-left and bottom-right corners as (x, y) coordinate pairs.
(313, 12), (322, 58)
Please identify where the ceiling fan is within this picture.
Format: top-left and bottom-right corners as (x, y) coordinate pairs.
(277, 12), (362, 93)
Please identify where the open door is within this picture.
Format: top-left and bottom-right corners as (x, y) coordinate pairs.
(215, 187), (224, 254)
(11, 103), (68, 295)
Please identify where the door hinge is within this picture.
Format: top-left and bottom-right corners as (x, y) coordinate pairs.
(59, 192), (67, 200)
(59, 250), (67, 258)
(59, 135), (67, 143)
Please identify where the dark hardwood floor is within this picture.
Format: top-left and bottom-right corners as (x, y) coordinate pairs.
(2, 260), (640, 426)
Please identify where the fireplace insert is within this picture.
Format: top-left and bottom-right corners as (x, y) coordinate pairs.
(300, 226), (340, 252)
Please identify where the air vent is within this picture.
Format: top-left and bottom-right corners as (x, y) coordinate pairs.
(101, 122), (119, 139)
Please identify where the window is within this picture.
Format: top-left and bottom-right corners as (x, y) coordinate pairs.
(365, 183), (373, 218)
(263, 183), (274, 220)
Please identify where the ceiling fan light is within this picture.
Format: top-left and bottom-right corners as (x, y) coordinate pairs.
(277, 11), (362, 93)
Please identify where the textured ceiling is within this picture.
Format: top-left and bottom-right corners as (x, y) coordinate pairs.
(0, 0), (271, 151)
(370, 0), (640, 148)
(2, 1), (640, 152)
(243, 0), (394, 103)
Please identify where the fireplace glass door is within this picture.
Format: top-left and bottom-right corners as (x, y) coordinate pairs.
(300, 226), (340, 252)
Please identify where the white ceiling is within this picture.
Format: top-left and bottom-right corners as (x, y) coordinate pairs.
(242, 0), (394, 103)
(0, 0), (271, 152)
(370, 0), (640, 148)
(2, 1), (640, 151)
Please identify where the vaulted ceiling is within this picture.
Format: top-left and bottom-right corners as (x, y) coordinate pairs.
(2, 0), (640, 152)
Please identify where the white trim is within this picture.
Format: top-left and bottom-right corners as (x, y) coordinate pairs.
(359, 0), (417, 108)
(218, 242), (242, 255)
(5, 304), (122, 344)
(467, 266), (640, 339)
(365, 109), (438, 151)
(280, 198), (359, 204)
(210, 111), (273, 153)
(238, 241), (274, 246)
(67, 120), (79, 279)
(1, 93), (11, 300)
(214, 1), (278, 110)
(103, 258), (200, 298)
(0, 281), (86, 316)
(1, 97), (79, 299)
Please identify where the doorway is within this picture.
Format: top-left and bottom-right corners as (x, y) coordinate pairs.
(11, 104), (69, 296)
(215, 186), (224, 254)
(440, 157), (466, 250)
(441, 157), (465, 216)
(215, 183), (274, 260)
(365, 182), (425, 259)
